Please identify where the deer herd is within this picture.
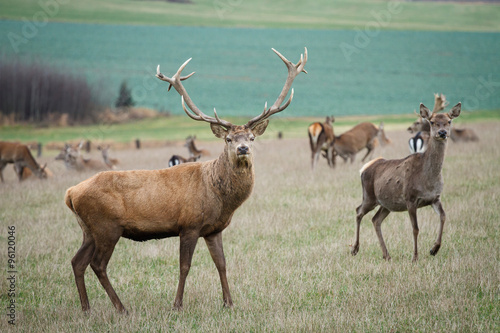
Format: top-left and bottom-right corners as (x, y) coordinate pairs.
(0, 48), (482, 313)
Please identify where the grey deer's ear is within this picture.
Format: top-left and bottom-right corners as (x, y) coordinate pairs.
(250, 119), (269, 137)
(448, 102), (461, 119)
(419, 103), (432, 120)
(210, 123), (229, 139)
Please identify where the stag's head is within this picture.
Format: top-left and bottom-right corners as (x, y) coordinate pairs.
(156, 48), (307, 168)
(420, 102), (461, 142)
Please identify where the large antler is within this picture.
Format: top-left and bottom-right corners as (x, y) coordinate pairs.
(246, 47), (308, 128)
(156, 59), (233, 129)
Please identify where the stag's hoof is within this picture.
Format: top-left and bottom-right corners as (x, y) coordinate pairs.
(351, 244), (359, 256)
(430, 244), (441, 256)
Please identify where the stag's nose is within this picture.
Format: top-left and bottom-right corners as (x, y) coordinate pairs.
(237, 145), (249, 155)
(438, 129), (447, 139)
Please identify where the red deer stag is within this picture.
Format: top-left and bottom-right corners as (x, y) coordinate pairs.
(0, 141), (48, 182)
(185, 135), (210, 158)
(308, 116), (335, 170)
(351, 102), (461, 262)
(333, 122), (388, 164)
(65, 48), (307, 313)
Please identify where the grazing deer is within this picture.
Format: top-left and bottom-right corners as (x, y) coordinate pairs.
(185, 135), (210, 158)
(0, 141), (48, 182)
(98, 145), (120, 169)
(168, 154), (201, 167)
(333, 122), (388, 164)
(351, 102), (461, 262)
(308, 116), (335, 170)
(65, 48), (307, 312)
(14, 164), (53, 180)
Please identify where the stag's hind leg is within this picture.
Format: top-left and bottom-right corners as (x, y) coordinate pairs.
(372, 206), (391, 260)
(89, 231), (127, 313)
(430, 200), (446, 256)
(204, 232), (233, 308)
(71, 232), (96, 312)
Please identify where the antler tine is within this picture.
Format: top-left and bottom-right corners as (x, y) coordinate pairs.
(157, 59), (232, 129)
(246, 47), (307, 128)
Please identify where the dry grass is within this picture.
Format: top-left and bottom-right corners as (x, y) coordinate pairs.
(0, 122), (498, 332)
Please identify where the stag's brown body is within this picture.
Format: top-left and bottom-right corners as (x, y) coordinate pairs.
(333, 122), (380, 164)
(308, 116), (335, 170)
(66, 48), (307, 313)
(0, 141), (47, 182)
(352, 103), (461, 262)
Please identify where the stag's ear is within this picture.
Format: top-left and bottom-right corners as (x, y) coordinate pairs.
(419, 103), (432, 120)
(250, 119), (269, 137)
(210, 123), (228, 139)
(448, 102), (461, 119)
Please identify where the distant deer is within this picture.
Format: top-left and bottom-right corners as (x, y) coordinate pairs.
(57, 142), (109, 171)
(185, 135), (210, 158)
(408, 93), (477, 150)
(450, 128), (479, 142)
(352, 102), (461, 262)
(98, 145), (120, 169)
(333, 122), (389, 164)
(168, 154), (201, 167)
(65, 48), (307, 312)
(0, 141), (48, 182)
(14, 164), (53, 180)
(308, 116), (335, 170)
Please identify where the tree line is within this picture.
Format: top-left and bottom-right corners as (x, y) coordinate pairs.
(0, 57), (105, 124)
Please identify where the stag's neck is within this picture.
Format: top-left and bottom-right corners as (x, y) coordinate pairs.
(422, 136), (447, 179)
(208, 151), (255, 208)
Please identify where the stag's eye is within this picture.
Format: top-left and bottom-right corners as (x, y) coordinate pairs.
(226, 137), (232, 143)
(430, 121), (434, 125)
(250, 137), (255, 142)
(448, 120), (452, 124)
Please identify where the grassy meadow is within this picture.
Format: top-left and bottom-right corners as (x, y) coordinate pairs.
(0, 120), (499, 331)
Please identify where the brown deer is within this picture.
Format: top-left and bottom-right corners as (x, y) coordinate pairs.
(65, 48), (307, 313)
(0, 141), (48, 182)
(185, 135), (210, 158)
(308, 116), (335, 170)
(408, 93), (477, 149)
(332, 122), (388, 164)
(98, 145), (120, 169)
(351, 102), (461, 262)
(57, 142), (109, 171)
(14, 164), (53, 180)
(168, 154), (201, 167)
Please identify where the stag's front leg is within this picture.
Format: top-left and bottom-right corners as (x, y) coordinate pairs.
(174, 232), (199, 309)
(204, 232), (233, 308)
(430, 200), (446, 256)
(407, 204), (419, 262)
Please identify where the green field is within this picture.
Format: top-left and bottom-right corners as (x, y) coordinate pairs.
(1, 0), (500, 31)
(1, 20), (499, 117)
